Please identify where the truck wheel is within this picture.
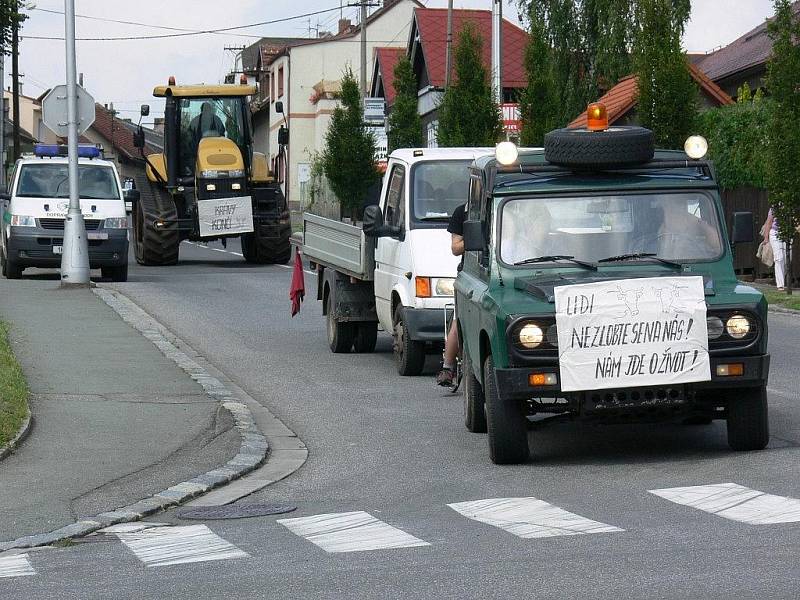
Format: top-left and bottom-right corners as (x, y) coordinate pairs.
(463, 352), (487, 433)
(727, 386), (769, 451)
(483, 355), (529, 464)
(353, 322), (378, 353)
(327, 294), (356, 353)
(544, 126), (654, 169)
(102, 263), (128, 282)
(241, 228), (291, 265)
(393, 305), (426, 376)
(133, 184), (179, 266)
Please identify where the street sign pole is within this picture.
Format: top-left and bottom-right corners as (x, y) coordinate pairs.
(60, 0), (90, 286)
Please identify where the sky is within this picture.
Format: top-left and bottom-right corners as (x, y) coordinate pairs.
(10, 0), (777, 124)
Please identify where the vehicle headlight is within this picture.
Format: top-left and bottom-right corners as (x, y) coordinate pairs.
(104, 217), (128, 229)
(434, 277), (455, 297)
(517, 322), (544, 349)
(10, 215), (36, 227)
(707, 316), (724, 340)
(546, 324), (559, 347)
(725, 314), (750, 339)
(200, 169), (220, 179)
(200, 169), (245, 179)
(228, 169), (245, 178)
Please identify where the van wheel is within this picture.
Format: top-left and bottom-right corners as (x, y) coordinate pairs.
(463, 352), (487, 433)
(393, 305), (425, 376)
(102, 264), (128, 282)
(727, 386), (769, 451)
(484, 355), (529, 464)
(326, 293), (355, 353)
(353, 322), (378, 353)
(3, 253), (22, 279)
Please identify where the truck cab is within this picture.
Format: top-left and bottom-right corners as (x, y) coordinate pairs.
(457, 124), (769, 464)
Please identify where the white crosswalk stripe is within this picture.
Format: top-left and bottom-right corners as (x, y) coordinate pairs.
(649, 482), (800, 524)
(0, 553), (36, 578)
(116, 524), (249, 567)
(448, 497), (624, 539)
(277, 511), (431, 553)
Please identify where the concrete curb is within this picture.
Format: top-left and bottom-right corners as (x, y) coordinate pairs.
(0, 286), (303, 551)
(768, 304), (800, 315)
(0, 413), (33, 462)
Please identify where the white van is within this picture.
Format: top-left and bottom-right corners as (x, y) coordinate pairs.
(0, 144), (131, 280)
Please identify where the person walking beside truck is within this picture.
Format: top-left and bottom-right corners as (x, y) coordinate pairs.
(763, 208), (789, 291)
(436, 203), (466, 387)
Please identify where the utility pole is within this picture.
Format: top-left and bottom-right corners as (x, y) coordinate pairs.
(491, 0), (503, 105)
(360, 0), (367, 97)
(445, 0), (453, 89)
(0, 47), (5, 187)
(60, 0), (90, 286)
(11, 19), (20, 161)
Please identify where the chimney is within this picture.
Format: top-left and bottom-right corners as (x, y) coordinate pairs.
(153, 117), (165, 134)
(338, 19), (351, 35)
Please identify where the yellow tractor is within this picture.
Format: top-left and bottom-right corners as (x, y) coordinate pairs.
(132, 77), (290, 265)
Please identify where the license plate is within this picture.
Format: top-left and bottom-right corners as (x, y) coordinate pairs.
(87, 232), (109, 240)
(53, 245), (63, 255)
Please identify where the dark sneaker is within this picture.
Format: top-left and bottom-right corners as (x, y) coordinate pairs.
(436, 367), (455, 387)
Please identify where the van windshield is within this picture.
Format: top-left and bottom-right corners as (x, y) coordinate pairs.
(499, 192), (723, 266)
(412, 160), (471, 223)
(16, 164), (120, 199)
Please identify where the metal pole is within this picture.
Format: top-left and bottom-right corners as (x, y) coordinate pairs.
(491, 0), (503, 105)
(445, 0), (453, 89)
(0, 48), (5, 187)
(360, 0), (367, 97)
(11, 21), (20, 161)
(60, 0), (90, 286)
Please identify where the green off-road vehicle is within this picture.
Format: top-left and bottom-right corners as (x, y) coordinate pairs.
(457, 114), (769, 464)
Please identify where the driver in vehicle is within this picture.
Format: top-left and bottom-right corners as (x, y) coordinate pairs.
(501, 204), (553, 264)
(655, 199), (721, 259)
(190, 102), (226, 148)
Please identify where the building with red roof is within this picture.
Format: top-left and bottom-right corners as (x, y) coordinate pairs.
(370, 47), (407, 107)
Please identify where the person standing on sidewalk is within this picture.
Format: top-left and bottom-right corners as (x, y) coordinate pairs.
(436, 203), (466, 387)
(763, 208), (789, 291)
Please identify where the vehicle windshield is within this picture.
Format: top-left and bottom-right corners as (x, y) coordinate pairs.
(412, 160), (471, 222)
(178, 97), (246, 177)
(15, 164), (120, 199)
(499, 192), (723, 266)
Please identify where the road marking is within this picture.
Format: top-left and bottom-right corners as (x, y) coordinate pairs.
(277, 511), (431, 553)
(649, 483), (800, 524)
(447, 497), (624, 539)
(0, 553), (36, 578)
(116, 525), (249, 568)
(184, 241), (317, 274)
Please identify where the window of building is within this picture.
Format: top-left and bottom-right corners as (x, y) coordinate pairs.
(278, 66), (284, 98)
(426, 120), (438, 148)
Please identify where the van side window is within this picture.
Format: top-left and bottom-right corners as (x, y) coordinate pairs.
(384, 164), (405, 228)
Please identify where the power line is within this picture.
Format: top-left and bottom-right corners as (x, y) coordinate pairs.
(23, 6), (344, 41)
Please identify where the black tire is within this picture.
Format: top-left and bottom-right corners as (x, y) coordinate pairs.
(102, 263), (128, 282)
(241, 226), (291, 265)
(544, 126), (655, 169)
(727, 386), (769, 451)
(484, 355), (529, 464)
(353, 322), (378, 353)
(463, 352), (487, 433)
(3, 251), (22, 279)
(393, 304), (426, 376)
(682, 416), (713, 425)
(326, 292), (356, 353)
(132, 182), (179, 266)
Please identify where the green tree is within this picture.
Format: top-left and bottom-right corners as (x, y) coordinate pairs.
(436, 22), (503, 147)
(765, 0), (800, 292)
(387, 56), (423, 152)
(519, 8), (559, 146)
(632, 0), (697, 148)
(0, 1), (27, 50)
(321, 68), (380, 219)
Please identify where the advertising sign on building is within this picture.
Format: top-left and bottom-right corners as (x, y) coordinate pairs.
(363, 98), (385, 124)
(501, 103), (521, 132)
(367, 126), (388, 164)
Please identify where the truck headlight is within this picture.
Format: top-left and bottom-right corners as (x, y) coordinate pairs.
(228, 169), (245, 178)
(726, 314), (750, 339)
(200, 169), (245, 179)
(707, 316), (724, 340)
(517, 322), (544, 349)
(10, 215), (36, 227)
(104, 217), (128, 229)
(200, 169), (220, 179)
(434, 277), (455, 297)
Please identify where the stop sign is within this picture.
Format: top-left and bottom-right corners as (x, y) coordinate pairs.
(42, 84), (96, 137)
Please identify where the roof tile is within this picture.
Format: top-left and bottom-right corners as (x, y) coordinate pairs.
(375, 47), (406, 105)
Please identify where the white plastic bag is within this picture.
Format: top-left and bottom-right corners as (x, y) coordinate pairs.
(756, 240), (774, 267)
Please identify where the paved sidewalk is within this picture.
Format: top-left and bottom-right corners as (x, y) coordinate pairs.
(0, 279), (240, 542)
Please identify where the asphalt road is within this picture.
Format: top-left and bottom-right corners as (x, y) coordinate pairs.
(2, 239), (799, 599)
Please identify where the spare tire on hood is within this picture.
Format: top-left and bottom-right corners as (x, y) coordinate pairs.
(544, 126), (655, 169)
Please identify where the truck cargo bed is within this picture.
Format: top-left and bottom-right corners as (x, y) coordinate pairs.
(301, 213), (375, 280)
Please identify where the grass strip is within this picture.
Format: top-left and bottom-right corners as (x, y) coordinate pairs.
(0, 321), (29, 448)
(761, 288), (800, 311)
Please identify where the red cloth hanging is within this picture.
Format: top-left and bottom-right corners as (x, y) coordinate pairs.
(290, 248), (305, 317)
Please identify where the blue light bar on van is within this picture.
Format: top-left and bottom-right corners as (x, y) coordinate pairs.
(33, 144), (101, 159)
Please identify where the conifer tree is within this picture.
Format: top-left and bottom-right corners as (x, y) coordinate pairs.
(436, 22), (503, 147)
(387, 56), (424, 152)
(519, 7), (558, 146)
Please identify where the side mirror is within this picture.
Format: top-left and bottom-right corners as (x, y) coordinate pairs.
(463, 220), (485, 251)
(278, 126), (289, 146)
(274, 101), (284, 114)
(731, 211), (754, 244)
(140, 104), (150, 117)
(123, 188), (140, 204)
(133, 126), (145, 149)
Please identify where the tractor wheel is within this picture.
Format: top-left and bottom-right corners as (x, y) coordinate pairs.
(241, 225), (291, 265)
(133, 182), (179, 266)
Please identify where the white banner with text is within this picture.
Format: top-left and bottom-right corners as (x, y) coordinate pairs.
(198, 196), (254, 238)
